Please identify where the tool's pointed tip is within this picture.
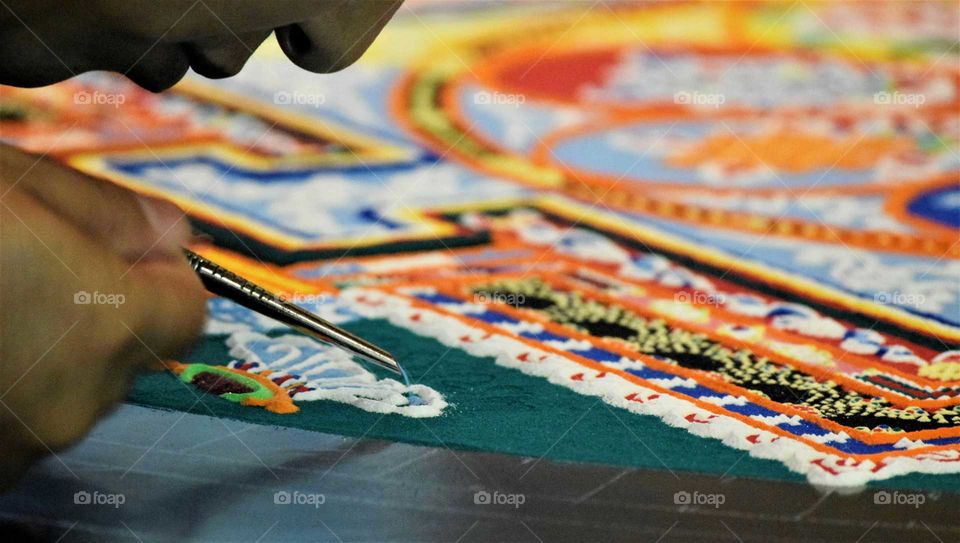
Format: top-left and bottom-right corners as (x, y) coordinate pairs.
(357, 347), (403, 376)
(378, 353), (404, 376)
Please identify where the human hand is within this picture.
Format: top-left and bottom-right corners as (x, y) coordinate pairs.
(0, 144), (206, 487)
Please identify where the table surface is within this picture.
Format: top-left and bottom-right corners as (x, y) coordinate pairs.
(0, 404), (956, 543)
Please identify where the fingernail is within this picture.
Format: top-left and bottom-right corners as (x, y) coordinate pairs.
(136, 195), (190, 253)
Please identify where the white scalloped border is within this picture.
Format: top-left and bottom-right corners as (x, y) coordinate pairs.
(345, 287), (960, 487)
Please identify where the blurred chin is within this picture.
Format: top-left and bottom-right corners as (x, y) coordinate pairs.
(0, 68), (69, 89)
(0, 45), (77, 88)
(0, 34), (190, 92)
(114, 43), (193, 92)
(124, 55), (191, 92)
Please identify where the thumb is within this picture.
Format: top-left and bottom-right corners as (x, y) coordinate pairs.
(117, 249), (208, 366)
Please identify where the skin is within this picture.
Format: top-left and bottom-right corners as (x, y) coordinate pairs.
(0, 0), (403, 487)
(0, 1), (404, 90)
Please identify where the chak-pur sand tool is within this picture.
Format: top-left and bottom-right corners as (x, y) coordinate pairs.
(183, 248), (403, 376)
